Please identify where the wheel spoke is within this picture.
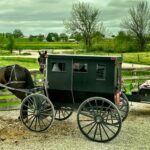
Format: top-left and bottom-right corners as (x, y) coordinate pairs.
(34, 117), (38, 130)
(95, 99), (98, 113)
(41, 108), (52, 113)
(87, 123), (96, 135)
(40, 112), (51, 116)
(37, 117), (42, 130)
(79, 119), (93, 122)
(21, 109), (34, 114)
(80, 111), (94, 119)
(88, 101), (95, 115)
(98, 124), (102, 141)
(102, 123), (116, 134)
(81, 121), (95, 129)
(100, 100), (104, 113)
(110, 113), (114, 124)
(26, 115), (34, 122)
(93, 124), (98, 140)
(29, 116), (36, 128)
(61, 110), (66, 118)
(40, 118), (47, 128)
(101, 123), (110, 140)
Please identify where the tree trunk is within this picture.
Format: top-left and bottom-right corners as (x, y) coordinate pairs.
(137, 35), (145, 51)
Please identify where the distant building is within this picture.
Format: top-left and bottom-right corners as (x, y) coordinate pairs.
(68, 38), (76, 42)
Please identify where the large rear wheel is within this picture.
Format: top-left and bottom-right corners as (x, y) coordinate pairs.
(77, 97), (122, 142)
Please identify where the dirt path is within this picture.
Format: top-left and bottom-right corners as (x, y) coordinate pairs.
(0, 102), (150, 150)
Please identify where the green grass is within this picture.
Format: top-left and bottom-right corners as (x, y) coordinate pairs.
(0, 101), (20, 107)
(122, 52), (150, 65)
(0, 95), (17, 99)
(0, 57), (38, 69)
(0, 94), (20, 108)
(75, 50), (150, 65)
(16, 42), (80, 50)
(0, 50), (14, 56)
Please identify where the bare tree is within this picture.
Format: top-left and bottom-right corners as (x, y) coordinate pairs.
(65, 2), (102, 51)
(121, 1), (150, 51)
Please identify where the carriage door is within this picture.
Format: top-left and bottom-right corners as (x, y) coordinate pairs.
(46, 57), (73, 104)
(73, 59), (89, 103)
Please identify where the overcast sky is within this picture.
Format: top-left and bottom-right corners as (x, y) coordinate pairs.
(0, 0), (148, 36)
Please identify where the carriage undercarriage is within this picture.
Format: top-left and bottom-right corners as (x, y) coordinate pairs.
(20, 92), (125, 142)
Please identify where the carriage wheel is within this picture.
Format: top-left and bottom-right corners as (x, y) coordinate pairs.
(20, 94), (55, 132)
(77, 97), (122, 142)
(118, 92), (129, 122)
(55, 106), (73, 121)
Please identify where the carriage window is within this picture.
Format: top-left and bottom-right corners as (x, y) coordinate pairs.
(51, 62), (66, 72)
(96, 64), (106, 80)
(73, 63), (88, 73)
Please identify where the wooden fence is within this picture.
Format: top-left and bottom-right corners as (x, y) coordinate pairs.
(0, 66), (150, 102)
(122, 67), (150, 81)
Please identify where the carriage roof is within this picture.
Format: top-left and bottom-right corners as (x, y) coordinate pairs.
(47, 54), (122, 61)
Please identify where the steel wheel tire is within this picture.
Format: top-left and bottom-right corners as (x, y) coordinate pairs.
(77, 97), (122, 142)
(20, 94), (55, 132)
(118, 92), (129, 122)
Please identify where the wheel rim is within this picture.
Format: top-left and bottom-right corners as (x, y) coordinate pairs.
(20, 94), (55, 132)
(118, 92), (129, 122)
(77, 97), (122, 142)
(55, 106), (73, 121)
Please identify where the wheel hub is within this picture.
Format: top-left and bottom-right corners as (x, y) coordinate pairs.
(34, 110), (40, 117)
(95, 115), (103, 123)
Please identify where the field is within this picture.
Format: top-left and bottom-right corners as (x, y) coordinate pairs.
(15, 42), (80, 50)
(0, 57), (38, 69)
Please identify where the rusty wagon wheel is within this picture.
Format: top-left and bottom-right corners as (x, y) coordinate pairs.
(118, 92), (129, 122)
(55, 106), (73, 121)
(20, 94), (55, 132)
(77, 97), (122, 142)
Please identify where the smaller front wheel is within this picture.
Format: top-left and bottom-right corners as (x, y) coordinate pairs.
(77, 97), (122, 142)
(20, 94), (55, 132)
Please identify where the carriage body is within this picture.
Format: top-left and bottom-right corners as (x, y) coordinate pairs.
(46, 54), (122, 105)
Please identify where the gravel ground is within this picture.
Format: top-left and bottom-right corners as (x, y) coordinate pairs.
(0, 102), (150, 150)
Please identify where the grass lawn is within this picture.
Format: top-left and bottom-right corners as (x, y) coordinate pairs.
(0, 95), (20, 108)
(0, 95), (17, 99)
(122, 52), (150, 65)
(16, 42), (80, 50)
(0, 101), (20, 107)
(75, 50), (150, 65)
(0, 57), (38, 69)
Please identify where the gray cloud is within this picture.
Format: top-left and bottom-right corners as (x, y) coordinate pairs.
(0, 0), (149, 35)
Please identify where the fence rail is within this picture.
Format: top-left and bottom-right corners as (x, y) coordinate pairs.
(122, 67), (150, 81)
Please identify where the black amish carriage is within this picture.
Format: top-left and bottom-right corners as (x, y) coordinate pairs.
(19, 54), (129, 142)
